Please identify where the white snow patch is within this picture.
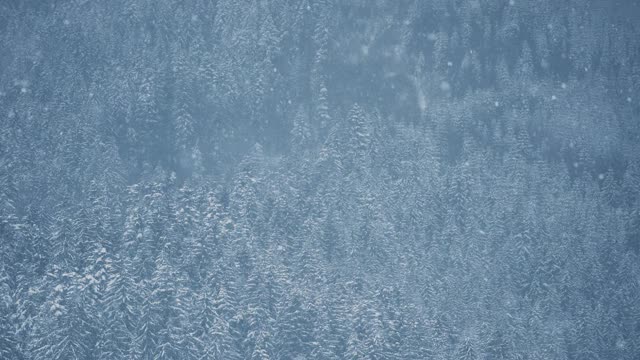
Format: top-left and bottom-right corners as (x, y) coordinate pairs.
(51, 303), (64, 316)
(616, 338), (626, 349)
(417, 89), (427, 112)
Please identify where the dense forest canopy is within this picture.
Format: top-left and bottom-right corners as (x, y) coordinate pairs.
(1, 0), (640, 359)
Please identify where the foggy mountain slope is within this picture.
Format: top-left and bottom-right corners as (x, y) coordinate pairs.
(1, 1), (640, 359)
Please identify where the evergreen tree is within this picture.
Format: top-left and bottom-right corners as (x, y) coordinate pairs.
(31, 271), (94, 360)
(0, 266), (21, 359)
(346, 104), (372, 172)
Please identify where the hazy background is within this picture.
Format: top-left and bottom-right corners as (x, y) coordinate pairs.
(1, 0), (640, 359)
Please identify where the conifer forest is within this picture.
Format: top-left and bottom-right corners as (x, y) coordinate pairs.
(2, 0), (640, 359)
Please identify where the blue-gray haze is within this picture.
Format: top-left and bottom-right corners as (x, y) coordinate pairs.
(1, 1), (640, 359)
